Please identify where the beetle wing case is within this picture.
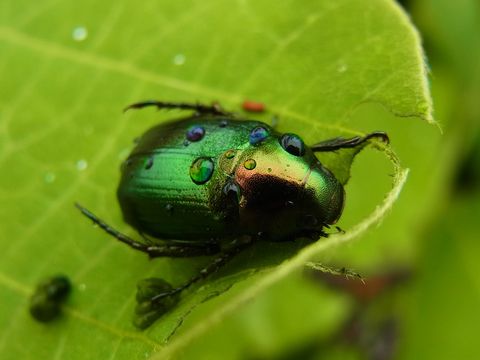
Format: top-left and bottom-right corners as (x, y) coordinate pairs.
(118, 116), (344, 242)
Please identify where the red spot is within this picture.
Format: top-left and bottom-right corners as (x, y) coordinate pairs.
(242, 100), (265, 113)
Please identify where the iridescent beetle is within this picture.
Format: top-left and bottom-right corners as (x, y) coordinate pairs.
(76, 100), (388, 328)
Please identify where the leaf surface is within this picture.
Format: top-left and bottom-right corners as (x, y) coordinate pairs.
(0, 0), (432, 359)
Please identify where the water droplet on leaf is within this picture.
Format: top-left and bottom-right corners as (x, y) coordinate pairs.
(72, 26), (88, 41)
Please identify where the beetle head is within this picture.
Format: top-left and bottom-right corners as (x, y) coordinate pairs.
(234, 131), (344, 241)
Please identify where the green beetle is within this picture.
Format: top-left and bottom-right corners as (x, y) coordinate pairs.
(76, 100), (388, 328)
(29, 275), (71, 322)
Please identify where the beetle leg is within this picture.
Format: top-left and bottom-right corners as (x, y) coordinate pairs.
(75, 203), (220, 257)
(138, 236), (252, 301)
(123, 100), (232, 116)
(158, 236), (252, 298)
(132, 236), (253, 328)
(306, 262), (364, 282)
(311, 131), (389, 152)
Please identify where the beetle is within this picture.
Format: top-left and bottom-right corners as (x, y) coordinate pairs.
(76, 100), (388, 328)
(29, 275), (71, 322)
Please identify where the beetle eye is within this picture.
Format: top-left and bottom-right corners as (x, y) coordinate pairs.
(279, 133), (305, 156)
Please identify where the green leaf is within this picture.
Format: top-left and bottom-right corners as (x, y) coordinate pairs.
(0, 0), (432, 359)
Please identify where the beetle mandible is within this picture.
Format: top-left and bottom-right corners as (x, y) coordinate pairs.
(76, 100), (388, 328)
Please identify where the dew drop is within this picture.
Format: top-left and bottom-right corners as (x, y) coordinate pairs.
(337, 63), (348, 73)
(165, 204), (174, 214)
(76, 159), (88, 171)
(173, 53), (186, 65)
(145, 156), (154, 170)
(244, 159), (256, 170)
(72, 26), (88, 41)
(219, 120), (228, 128)
(224, 149), (236, 159)
(183, 139), (190, 147)
(44, 172), (56, 184)
(190, 157), (214, 185)
(249, 126), (269, 145)
(186, 125), (205, 142)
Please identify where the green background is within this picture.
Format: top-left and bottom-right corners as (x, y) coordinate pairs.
(0, 0), (478, 359)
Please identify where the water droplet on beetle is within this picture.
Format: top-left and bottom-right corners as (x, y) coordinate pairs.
(280, 133), (306, 157)
(249, 126), (269, 145)
(173, 53), (186, 65)
(76, 159), (88, 171)
(145, 156), (154, 170)
(72, 26), (88, 41)
(190, 157), (214, 185)
(244, 159), (256, 170)
(186, 125), (205, 142)
(224, 149), (236, 159)
(44, 172), (56, 184)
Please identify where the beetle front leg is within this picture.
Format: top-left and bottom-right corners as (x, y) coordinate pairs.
(75, 203), (220, 257)
(133, 236), (253, 329)
(123, 100), (232, 116)
(311, 131), (389, 152)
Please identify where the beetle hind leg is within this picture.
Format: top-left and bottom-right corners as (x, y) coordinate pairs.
(133, 236), (253, 329)
(75, 203), (220, 257)
(123, 100), (232, 116)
